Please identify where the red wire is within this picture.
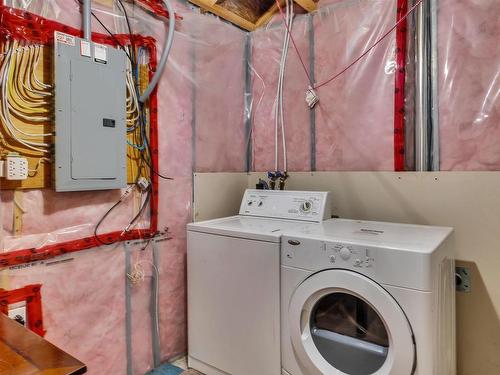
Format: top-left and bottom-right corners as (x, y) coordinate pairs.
(274, 0), (424, 91)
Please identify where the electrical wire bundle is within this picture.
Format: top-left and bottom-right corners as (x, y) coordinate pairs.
(93, 0), (175, 246)
(267, 0), (293, 190)
(126, 52), (141, 131)
(0, 40), (53, 164)
(94, 45), (153, 245)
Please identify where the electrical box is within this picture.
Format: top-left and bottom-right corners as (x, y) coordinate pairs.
(54, 32), (127, 192)
(8, 303), (27, 327)
(2, 153), (29, 180)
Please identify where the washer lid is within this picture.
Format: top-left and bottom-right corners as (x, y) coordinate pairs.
(288, 269), (415, 375)
(187, 216), (312, 242)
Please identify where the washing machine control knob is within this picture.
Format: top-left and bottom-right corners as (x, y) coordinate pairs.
(300, 200), (313, 213)
(340, 247), (351, 260)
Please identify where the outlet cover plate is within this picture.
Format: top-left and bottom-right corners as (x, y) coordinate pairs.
(8, 304), (27, 326)
(456, 266), (471, 292)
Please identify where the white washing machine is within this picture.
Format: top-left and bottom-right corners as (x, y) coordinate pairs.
(187, 189), (332, 375)
(281, 219), (456, 375)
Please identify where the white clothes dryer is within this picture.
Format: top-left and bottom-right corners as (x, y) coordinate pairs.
(187, 189), (331, 375)
(281, 219), (456, 375)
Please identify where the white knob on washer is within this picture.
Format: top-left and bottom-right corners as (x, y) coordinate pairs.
(300, 200), (312, 212)
(340, 247), (351, 260)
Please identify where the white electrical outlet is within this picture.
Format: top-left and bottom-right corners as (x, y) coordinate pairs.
(4, 154), (28, 180)
(8, 303), (27, 327)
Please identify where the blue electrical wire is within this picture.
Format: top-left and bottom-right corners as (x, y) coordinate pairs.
(127, 139), (146, 150)
(126, 46), (146, 148)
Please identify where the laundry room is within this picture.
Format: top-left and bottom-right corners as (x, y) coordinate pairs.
(0, 0), (497, 374)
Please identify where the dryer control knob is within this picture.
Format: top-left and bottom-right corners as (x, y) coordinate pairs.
(340, 247), (351, 260)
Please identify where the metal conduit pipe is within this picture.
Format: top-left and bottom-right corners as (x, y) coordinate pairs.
(80, 0), (174, 103)
(429, 0), (440, 170)
(415, 0), (430, 171)
(139, 0), (176, 103)
(83, 0), (92, 41)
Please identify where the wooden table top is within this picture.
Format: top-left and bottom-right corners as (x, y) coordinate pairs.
(0, 313), (86, 375)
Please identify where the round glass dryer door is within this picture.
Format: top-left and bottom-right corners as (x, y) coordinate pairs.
(288, 270), (415, 375)
(311, 293), (389, 374)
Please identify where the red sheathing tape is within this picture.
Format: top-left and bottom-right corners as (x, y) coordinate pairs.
(393, 0), (408, 171)
(0, 229), (156, 268)
(135, 0), (182, 20)
(0, 0), (182, 41)
(0, 284), (45, 337)
(0, 5), (157, 46)
(0, 5), (160, 268)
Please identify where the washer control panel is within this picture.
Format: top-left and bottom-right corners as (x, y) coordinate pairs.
(239, 189), (331, 222)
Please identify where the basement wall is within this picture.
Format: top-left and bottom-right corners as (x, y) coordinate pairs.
(0, 1), (246, 374)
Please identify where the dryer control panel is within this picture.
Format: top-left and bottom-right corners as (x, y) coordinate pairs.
(281, 235), (438, 291)
(282, 237), (377, 275)
(325, 242), (376, 269)
(239, 189), (331, 222)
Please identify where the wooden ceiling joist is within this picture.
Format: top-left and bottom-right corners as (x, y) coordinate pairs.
(189, 0), (317, 31)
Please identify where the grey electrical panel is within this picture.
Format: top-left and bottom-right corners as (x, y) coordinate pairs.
(54, 31), (127, 192)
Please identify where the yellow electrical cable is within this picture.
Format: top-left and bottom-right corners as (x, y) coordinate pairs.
(8, 42), (52, 118)
(0, 40), (51, 155)
(6, 44), (53, 147)
(29, 45), (53, 92)
(15, 41), (50, 101)
(19, 44), (51, 101)
(12, 46), (49, 110)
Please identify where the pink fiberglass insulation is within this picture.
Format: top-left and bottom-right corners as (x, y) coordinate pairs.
(1, 242), (178, 374)
(1, 189), (148, 245)
(313, 0), (396, 171)
(193, 20), (247, 172)
(251, 12), (312, 172)
(1, 0), (246, 373)
(155, 236), (188, 358)
(140, 0), (193, 364)
(438, 0), (500, 170)
(1, 245), (128, 374)
(250, 0), (397, 172)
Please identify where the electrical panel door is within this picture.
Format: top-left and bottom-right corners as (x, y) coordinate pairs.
(54, 32), (126, 192)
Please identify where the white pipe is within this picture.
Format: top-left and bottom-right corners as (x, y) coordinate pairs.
(275, 0), (288, 171)
(275, 0), (291, 172)
(281, 4), (293, 172)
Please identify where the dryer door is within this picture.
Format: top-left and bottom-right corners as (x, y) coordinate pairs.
(288, 269), (415, 375)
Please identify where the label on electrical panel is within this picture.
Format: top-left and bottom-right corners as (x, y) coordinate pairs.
(80, 40), (91, 57)
(94, 43), (108, 63)
(55, 31), (75, 46)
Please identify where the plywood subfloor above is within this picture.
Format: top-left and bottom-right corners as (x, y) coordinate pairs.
(189, 0), (317, 31)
